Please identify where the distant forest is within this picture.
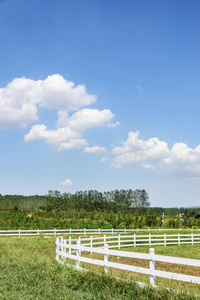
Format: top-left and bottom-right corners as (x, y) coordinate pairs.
(0, 189), (199, 229)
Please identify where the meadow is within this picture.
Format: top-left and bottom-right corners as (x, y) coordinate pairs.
(0, 235), (199, 299)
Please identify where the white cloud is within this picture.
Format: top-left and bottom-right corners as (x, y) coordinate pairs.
(58, 138), (88, 150)
(100, 157), (108, 162)
(84, 146), (108, 154)
(24, 124), (79, 144)
(1, 74), (118, 151)
(65, 108), (115, 131)
(60, 179), (73, 186)
(107, 121), (121, 128)
(25, 108), (115, 150)
(0, 74), (96, 129)
(112, 131), (200, 175)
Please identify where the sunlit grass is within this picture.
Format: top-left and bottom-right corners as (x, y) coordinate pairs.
(0, 236), (199, 299)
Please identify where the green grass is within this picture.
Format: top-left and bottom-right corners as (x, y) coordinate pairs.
(0, 237), (199, 299)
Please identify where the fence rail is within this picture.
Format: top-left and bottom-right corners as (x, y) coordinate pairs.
(64, 233), (200, 249)
(56, 236), (200, 287)
(0, 227), (199, 237)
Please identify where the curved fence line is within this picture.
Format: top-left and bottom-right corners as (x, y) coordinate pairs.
(56, 235), (200, 287)
(0, 227), (199, 237)
(64, 233), (200, 249)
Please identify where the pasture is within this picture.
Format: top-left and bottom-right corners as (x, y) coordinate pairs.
(0, 235), (199, 299)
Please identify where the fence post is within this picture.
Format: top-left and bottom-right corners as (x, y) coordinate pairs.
(99, 228), (101, 235)
(118, 234), (121, 249)
(37, 228), (39, 236)
(56, 237), (59, 261)
(70, 228), (71, 235)
(69, 236), (71, 256)
(134, 233), (136, 247)
(61, 236), (64, 259)
(104, 235), (106, 248)
(91, 236), (93, 254)
(124, 228), (126, 234)
(150, 248), (155, 286)
(76, 240), (80, 269)
(149, 233), (151, 246)
(191, 232), (193, 245)
(178, 233), (180, 246)
(104, 244), (109, 274)
(54, 228), (56, 237)
(112, 228), (114, 235)
(137, 228), (139, 233)
(84, 228), (86, 236)
(18, 229), (20, 238)
(79, 236), (81, 256)
(164, 233), (166, 246)
(63, 240), (66, 263)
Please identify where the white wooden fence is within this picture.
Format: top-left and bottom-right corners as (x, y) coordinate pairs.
(0, 227), (199, 237)
(56, 236), (200, 287)
(60, 233), (200, 249)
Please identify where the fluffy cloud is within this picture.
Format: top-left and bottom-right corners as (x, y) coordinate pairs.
(0, 74), (96, 129)
(56, 108), (115, 130)
(25, 108), (115, 150)
(1, 74), (118, 150)
(112, 131), (200, 175)
(83, 146), (108, 153)
(60, 179), (73, 186)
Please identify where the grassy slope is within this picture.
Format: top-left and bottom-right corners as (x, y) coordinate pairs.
(0, 237), (198, 300)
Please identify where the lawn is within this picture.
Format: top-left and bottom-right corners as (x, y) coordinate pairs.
(0, 236), (199, 299)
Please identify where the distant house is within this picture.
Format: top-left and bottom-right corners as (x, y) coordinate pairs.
(177, 213), (185, 217)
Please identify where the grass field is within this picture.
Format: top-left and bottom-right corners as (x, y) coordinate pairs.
(0, 236), (199, 299)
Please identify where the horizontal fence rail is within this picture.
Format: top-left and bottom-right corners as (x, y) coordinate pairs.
(63, 233), (200, 249)
(56, 236), (200, 287)
(0, 228), (199, 237)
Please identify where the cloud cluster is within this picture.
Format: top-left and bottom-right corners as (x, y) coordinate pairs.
(60, 179), (73, 186)
(0, 74), (96, 129)
(1, 74), (118, 150)
(112, 131), (200, 175)
(83, 146), (107, 153)
(25, 108), (114, 150)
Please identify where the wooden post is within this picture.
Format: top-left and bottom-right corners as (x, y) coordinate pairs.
(37, 228), (39, 236)
(79, 236), (81, 256)
(54, 228), (56, 237)
(134, 233), (136, 247)
(90, 236), (93, 254)
(191, 232), (194, 245)
(18, 229), (20, 238)
(99, 228), (101, 235)
(164, 233), (166, 246)
(149, 233), (151, 246)
(69, 236), (71, 256)
(61, 236), (63, 259)
(84, 228), (86, 236)
(104, 235), (106, 248)
(118, 234), (120, 249)
(150, 248), (155, 286)
(56, 237), (59, 261)
(104, 244), (109, 274)
(112, 228), (114, 235)
(70, 228), (71, 235)
(76, 240), (80, 269)
(63, 240), (66, 263)
(178, 233), (180, 246)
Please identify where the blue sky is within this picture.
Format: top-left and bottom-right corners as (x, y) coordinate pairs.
(0, 0), (200, 207)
